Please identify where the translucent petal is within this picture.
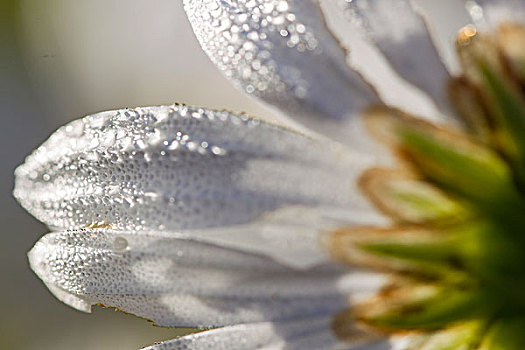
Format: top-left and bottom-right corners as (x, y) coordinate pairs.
(182, 0), (383, 148)
(14, 105), (386, 236)
(327, 0), (455, 119)
(142, 319), (389, 350)
(466, 0), (525, 28)
(28, 229), (385, 327)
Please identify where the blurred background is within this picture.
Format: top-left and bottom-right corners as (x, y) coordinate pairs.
(1, 1), (469, 349)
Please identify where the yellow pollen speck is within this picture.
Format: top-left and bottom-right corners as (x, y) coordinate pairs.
(83, 222), (113, 229)
(457, 25), (478, 46)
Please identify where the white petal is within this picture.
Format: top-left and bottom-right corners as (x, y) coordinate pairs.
(15, 105), (388, 268)
(143, 323), (285, 350)
(189, 206), (387, 268)
(466, 0), (525, 28)
(326, 0), (455, 119)
(142, 318), (388, 350)
(28, 229), (385, 327)
(182, 0), (383, 148)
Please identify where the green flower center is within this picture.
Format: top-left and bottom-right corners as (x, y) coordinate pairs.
(329, 24), (525, 348)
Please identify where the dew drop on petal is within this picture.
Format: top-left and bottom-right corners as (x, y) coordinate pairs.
(112, 236), (128, 253)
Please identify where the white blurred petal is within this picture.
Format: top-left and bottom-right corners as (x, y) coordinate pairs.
(466, 0), (525, 28)
(327, 0), (455, 120)
(28, 230), (385, 327)
(182, 0), (384, 148)
(14, 105), (387, 238)
(142, 319), (390, 350)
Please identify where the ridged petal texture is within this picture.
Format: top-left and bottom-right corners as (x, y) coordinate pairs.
(28, 229), (385, 328)
(14, 105), (386, 268)
(182, 0), (382, 148)
(467, 0), (525, 27)
(141, 319), (390, 350)
(327, 0), (454, 120)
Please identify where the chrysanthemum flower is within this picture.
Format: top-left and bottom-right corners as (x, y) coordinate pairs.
(13, 0), (525, 348)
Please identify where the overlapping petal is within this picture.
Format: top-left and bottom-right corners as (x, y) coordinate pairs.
(327, 0), (455, 119)
(14, 105), (387, 267)
(182, 0), (384, 148)
(29, 229), (385, 327)
(142, 319), (387, 350)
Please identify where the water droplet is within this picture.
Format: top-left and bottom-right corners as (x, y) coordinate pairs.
(64, 120), (85, 137)
(211, 146), (226, 156)
(113, 236), (128, 252)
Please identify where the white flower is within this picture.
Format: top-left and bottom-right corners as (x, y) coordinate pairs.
(13, 0), (525, 349)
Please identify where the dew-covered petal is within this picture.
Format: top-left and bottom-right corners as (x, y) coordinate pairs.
(466, 0), (525, 28)
(28, 229), (386, 327)
(327, 0), (454, 118)
(14, 105), (386, 239)
(142, 318), (388, 350)
(182, 0), (383, 148)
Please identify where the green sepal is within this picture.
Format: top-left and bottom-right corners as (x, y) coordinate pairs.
(477, 59), (525, 185)
(365, 286), (492, 331)
(448, 78), (493, 143)
(479, 318), (525, 350)
(361, 169), (470, 225)
(391, 185), (464, 223)
(397, 124), (514, 203)
(358, 234), (466, 278)
(457, 222), (525, 305)
(496, 24), (525, 87)
(416, 321), (485, 350)
(514, 60), (525, 84)
(397, 124), (525, 240)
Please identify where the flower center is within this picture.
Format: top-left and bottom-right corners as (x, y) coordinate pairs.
(328, 24), (525, 348)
